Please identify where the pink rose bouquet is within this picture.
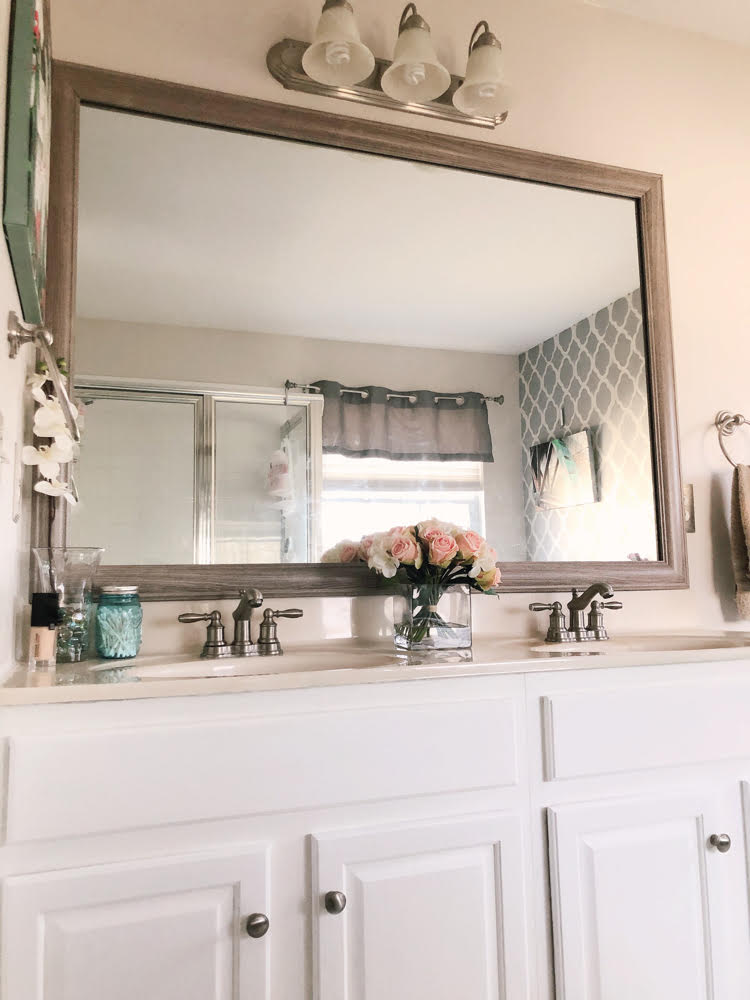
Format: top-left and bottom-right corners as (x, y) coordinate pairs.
(321, 520), (501, 646)
(321, 520), (500, 593)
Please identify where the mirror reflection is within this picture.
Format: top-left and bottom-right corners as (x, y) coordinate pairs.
(69, 107), (658, 566)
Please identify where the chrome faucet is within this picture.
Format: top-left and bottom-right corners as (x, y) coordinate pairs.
(530, 583), (622, 643)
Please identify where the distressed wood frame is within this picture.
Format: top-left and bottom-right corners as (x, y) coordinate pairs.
(41, 60), (688, 599)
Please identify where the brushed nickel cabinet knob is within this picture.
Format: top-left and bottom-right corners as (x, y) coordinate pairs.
(709, 833), (731, 853)
(324, 890), (347, 914)
(245, 913), (270, 937)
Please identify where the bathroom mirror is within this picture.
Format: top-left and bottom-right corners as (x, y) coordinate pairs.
(42, 63), (686, 597)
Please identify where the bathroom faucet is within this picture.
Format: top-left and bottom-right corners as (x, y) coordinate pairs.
(231, 588), (264, 656)
(530, 582), (622, 642)
(567, 583), (614, 640)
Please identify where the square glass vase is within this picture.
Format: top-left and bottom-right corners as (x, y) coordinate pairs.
(393, 583), (472, 652)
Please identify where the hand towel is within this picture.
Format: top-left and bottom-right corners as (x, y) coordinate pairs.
(730, 464), (750, 618)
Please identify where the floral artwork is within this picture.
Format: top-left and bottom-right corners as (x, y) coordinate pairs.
(530, 429), (598, 511)
(3, 0), (52, 324)
(22, 363), (80, 504)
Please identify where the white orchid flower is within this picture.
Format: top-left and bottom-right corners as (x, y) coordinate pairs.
(33, 398), (71, 438)
(22, 436), (75, 479)
(33, 478), (78, 504)
(27, 371), (49, 404)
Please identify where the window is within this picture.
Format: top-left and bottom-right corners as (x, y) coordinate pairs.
(321, 453), (486, 551)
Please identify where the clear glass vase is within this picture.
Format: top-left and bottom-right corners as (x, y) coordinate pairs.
(32, 547), (104, 663)
(393, 583), (472, 651)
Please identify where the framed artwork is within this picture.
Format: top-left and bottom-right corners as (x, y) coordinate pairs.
(3, 0), (51, 325)
(530, 429), (599, 511)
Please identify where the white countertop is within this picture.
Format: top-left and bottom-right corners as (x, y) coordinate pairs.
(3, 631), (750, 705)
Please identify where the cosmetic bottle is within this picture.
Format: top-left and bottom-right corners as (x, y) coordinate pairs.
(28, 592), (60, 670)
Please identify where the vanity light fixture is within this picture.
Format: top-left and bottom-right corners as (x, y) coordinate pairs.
(266, 6), (509, 130)
(380, 4), (450, 105)
(301, 0), (375, 87)
(452, 20), (509, 119)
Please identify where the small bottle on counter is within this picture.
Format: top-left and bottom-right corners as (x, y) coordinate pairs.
(28, 592), (60, 670)
(95, 586), (143, 659)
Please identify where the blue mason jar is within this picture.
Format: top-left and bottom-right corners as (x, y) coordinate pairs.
(95, 586), (143, 659)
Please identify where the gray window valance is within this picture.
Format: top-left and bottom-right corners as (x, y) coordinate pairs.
(311, 380), (494, 463)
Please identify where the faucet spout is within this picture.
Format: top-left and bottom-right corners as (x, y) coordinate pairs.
(567, 582), (614, 613)
(231, 588), (264, 656)
(566, 582), (615, 640)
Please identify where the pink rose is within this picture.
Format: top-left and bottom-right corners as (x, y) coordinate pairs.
(428, 531), (459, 568)
(476, 566), (502, 591)
(456, 530), (484, 561)
(339, 542), (360, 563)
(359, 535), (376, 558)
(391, 533), (423, 568)
(321, 540), (360, 563)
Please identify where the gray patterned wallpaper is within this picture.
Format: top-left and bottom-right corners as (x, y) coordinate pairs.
(518, 288), (659, 561)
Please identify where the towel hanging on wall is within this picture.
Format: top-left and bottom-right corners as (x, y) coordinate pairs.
(731, 464), (750, 619)
(310, 380), (494, 462)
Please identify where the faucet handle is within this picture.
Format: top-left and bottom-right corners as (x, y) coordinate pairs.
(178, 610), (232, 659)
(602, 601), (623, 610)
(257, 608), (303, 655)
(178, 611), (220, 624)
(529, 601), (571, 643)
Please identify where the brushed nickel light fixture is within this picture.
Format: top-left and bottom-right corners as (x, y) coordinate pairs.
(301, 0), (375, 87)
(266, 4), (509, 130)
(453, 20), (509, 119)
(380, 4), (450, 105)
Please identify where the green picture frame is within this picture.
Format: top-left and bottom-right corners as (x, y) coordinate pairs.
(3, 0), (51, 325)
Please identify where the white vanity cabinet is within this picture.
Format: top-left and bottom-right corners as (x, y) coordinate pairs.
(547, 788), (748, 1000)
(529, 661), (750, 1000)
(2, 847), (271, 1000)
(2, 656), (750, 1000)
(312, 812), (531, 1000)
(0, 674), (533, 1000)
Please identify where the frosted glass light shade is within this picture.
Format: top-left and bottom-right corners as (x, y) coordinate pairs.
(381, 23), (451, 104)
(302, 1), (375, 87)
(453, 26), (509, 118)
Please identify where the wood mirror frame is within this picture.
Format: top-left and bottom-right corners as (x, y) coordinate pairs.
(40, 61), (688, 599)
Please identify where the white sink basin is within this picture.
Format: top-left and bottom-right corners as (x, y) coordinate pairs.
(85, 632), (750, 685)
(90, 644), (402, 680)
(528, 633), (750, 656)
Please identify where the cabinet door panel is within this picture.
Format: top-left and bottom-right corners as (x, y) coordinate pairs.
(2, 846), (270, 1000)
(548, 791), (750, 1000)
(313, 813), (531, 1000)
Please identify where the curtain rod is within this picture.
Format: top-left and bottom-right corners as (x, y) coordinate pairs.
(285, 380), (504, 407)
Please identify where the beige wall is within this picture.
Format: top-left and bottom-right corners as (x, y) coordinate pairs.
(26, 0), (750, 645)
(0, 0), (32, 675)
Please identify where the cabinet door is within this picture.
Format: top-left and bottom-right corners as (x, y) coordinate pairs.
(2, 846), (270, 1000)
(312, 812), (532, 1000)
(548, 789), (750, 1000)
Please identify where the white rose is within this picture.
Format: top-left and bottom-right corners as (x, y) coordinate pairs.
(468, 541), (498, 578)
(367, 537), (399, 578)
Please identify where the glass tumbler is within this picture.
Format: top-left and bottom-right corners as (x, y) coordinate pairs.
(32, 547), (104, 662)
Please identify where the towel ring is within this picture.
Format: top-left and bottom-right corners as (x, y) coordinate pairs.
(716, 410), (750, 468)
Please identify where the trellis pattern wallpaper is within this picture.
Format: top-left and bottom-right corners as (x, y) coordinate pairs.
(518, 288), (658, 561)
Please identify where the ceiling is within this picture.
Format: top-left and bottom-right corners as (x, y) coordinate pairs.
(76, 108), (641, 356)
(584, 0), (750, 46)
